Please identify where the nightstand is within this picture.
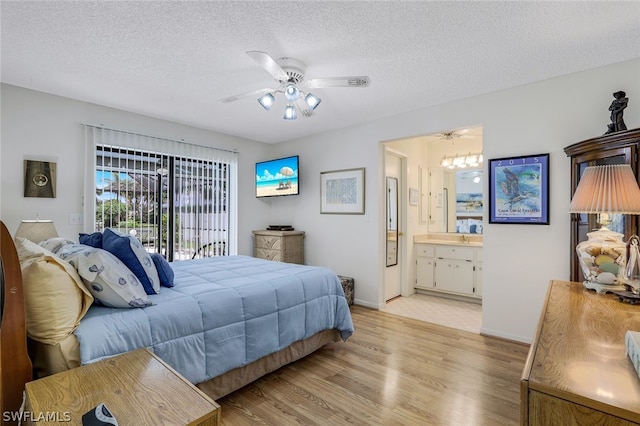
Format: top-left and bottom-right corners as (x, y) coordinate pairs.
(252, 230), (305, 264)
(24, 348), (220, 425)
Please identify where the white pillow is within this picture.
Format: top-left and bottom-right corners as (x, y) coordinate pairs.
(56, 244), (152, 308)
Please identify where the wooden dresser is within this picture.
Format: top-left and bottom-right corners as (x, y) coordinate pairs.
(521, 280), (640, 425)
(252, 230), (304, 264)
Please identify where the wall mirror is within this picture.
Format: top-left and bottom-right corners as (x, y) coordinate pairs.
(386, 177), (398, 267)
(423, 126), (483, 233)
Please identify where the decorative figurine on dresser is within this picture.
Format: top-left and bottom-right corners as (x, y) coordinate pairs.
(605, 90), (628, 134)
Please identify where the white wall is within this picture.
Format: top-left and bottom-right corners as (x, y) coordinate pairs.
(0, 84), (272, 256)
(2, 58), (638, 343)
(272, 58), (640, 343)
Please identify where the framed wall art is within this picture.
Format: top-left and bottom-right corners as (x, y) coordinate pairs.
(409, 187), (419, 206)
(24, 160), (57, 198)
(320, 167), (365, 214)
(488, 153), (549, 224)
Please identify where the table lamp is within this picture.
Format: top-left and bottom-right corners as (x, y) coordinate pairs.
(569, 164), (640, 293)
(14, 219), (58, 244)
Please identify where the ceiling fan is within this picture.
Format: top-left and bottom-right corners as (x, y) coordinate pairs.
(434, 129), (475, 140)
(220, 51), (370, 120)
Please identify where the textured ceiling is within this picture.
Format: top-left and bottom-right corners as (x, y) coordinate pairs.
(1, 1), (639, 144)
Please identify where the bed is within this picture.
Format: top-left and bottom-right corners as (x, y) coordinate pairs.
(0, 221), (354, 409)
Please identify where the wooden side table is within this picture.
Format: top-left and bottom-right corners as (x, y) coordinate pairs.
(24, 348), (220, 425)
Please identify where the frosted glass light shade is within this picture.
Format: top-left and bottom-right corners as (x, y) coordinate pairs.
(258, 93), (275, 110)
(283, 105), (297, 120)
(304, 93), (321, 110)
(284, 84), (299, 102)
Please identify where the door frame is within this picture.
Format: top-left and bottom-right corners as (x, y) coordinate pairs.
(383, 147), (408, 303)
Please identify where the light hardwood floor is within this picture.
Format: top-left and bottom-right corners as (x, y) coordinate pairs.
(217, 306), (530, 425)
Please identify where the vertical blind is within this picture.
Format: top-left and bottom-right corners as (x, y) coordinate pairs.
(84, 125), (238, 260)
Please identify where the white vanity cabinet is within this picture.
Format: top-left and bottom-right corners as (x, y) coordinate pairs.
(415, 242), (482, 299)
(416, 244), (435, 289)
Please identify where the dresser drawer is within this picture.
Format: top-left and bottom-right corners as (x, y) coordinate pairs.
(416, 244), (435, 257)
(255, 235), (283, 250)
(435, 246), (474, 261)
(255, 248), (282, 261)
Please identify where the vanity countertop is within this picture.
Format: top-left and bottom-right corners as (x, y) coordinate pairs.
(413, 234), (483, 247)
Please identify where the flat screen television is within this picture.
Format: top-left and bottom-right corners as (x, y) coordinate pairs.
(256, 155), (299, 198)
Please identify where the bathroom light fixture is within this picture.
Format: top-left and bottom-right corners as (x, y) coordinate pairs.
(441, 153), (483, 169)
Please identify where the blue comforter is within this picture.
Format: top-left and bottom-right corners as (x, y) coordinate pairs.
(74, 255), (354, 384)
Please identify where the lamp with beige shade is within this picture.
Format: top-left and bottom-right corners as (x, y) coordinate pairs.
(569, 164), (640, 293)
(14, 219), (58, 244)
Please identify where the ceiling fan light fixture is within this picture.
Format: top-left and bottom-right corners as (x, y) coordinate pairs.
(257, 93), (275, 110)
(284, 84), (300, 102)
(304, 93), (321, 110)
(284, 104), (297, 120)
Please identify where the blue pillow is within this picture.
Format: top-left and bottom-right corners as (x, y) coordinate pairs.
(151, 253), (175, 287)
(102, 228), (160, 295)
(79, 232), (103, 248)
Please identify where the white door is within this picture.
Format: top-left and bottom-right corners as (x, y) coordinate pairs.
(385, 152), (403, 301)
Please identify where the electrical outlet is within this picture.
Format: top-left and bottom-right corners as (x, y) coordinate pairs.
(69, 213), (82, 225)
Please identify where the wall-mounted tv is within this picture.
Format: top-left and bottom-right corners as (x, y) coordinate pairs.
(256, 155), (299, 198)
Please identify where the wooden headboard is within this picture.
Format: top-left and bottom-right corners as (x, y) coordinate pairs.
(0, 221), (32, 420)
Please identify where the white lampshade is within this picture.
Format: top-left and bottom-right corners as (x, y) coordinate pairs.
(569, 164), (640, 214)
(14, 220), (58, 243)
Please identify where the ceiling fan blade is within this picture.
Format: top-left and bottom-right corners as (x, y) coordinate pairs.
(306, 76), (370, 89)
(219, 88), (273, 103)
(246, 51), (289, 82)
(294, 98), (314, 118)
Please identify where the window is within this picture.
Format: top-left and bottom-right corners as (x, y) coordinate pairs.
(85, 126), (237, 260)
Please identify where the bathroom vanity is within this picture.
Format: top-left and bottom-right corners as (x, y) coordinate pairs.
(414, 234), (482, 300)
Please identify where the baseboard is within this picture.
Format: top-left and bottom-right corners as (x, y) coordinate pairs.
(353, 299), (380, 310)
(480, 327), (532, 345)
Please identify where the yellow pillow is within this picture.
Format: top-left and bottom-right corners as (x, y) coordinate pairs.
(16, 238), (94, 345)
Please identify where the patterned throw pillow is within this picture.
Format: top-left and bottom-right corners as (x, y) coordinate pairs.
(102, 228), (160, 295)
(39, 237), (76, 254)
(57, 244), (152, 308)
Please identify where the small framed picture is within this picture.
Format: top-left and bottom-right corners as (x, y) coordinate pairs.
(24, 160), (56, 198)
(488, 153), (549, 224)
(320, 168), (365, 214)
(409, 187), (419, 206)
